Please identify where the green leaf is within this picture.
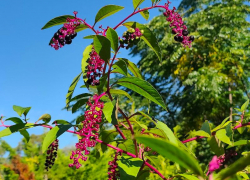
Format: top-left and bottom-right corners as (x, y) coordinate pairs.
(52, 120), (71, 125)
(103, 99), (118, 125)
(100, 129), (118, 152)
(42, 125), (72, 153)
(136, 136), (203, 176)
(72, 99), (89, 113)
(118, 155), (143, 180)
(94, 5), (124, 24)
(112, 59), (128, 76)
(97, 73), (108, 94)
(115, 77), (167, 110)
(227, 140), (250, 149)
(123, 22), (161, 62)
(81, 45), (93, 88)
(201, 120), (211, 135)
(0, 123), (26, 138)
(66, 72), (82, 108)
(192, 130), (211, 138)
(110, 89), (133, 102)
(37, 114), (51, 124)
(67, 93), (92, 105)
(135, 170), (150, 180)
(215, 129), (232, 145)
(42, 15), (74, 29)
(156, 121), (178, 145)
(207, 136), (224, 156)
(13, 105), (31, 117)
(83, 35), (96, 39)
(120, 58), (143, 79)
(118, 140), (135, 154)
(215, 154), (250, 180)
(19, 129), (30, 142)
(133, 0), (145, 10)
(5, 117), (23, 124)
(212, 117), (231, 132)
(106, 28), (119, 52)
(75, 24), (89, 33)
(241, 100), (249, 112)
(139, 10), (149, 20)
(94, 35), (111, 62)
(177, 174), (199, 180)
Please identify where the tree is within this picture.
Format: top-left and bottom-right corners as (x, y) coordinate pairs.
(130, 0), (250, 133)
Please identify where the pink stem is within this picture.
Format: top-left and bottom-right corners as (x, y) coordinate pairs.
(78, 18), (98, 34)
(145, 162), (167, 180)
(113, 5), (166, 30)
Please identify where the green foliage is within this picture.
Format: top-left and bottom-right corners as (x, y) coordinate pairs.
(94, 5), (124, 24)
(41, 15), (75, 29)
(94, 35), (111, 62)
(106, 28), (119, 52)
(13, 105), (31, 117)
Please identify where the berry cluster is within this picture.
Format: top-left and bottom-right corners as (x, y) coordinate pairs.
(69, 95), (104, 169)
(51, 12), (80, 50)
(86, 48), (105, 86)
(163, 1), (194, 47)
(207, 151), (237, 175)
(119, 28), (144, 49)
(108, 151), (121, 180)
(45, 139), (59, 171)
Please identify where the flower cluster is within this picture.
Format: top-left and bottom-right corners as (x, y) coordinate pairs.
(108, 151), (121, 180)
(69, 95), (104, 169)
(163, 1), (194, 47)
(86, 48), (105, 86)
(207, 151), (237, 175)
(120, 28), (144, 49)
(51, 11), (80, 50)
(45, 139), (59, 171)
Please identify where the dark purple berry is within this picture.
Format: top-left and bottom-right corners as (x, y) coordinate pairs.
(58, 37), (64, 45)
(189, 35), (195, 42)
(87, 79), (93, 85)
(58, 29), (63, 35)
(95, 82), (100, 86)
(172, 29), (177, 34)
(182, 30), (189, 36)
(174, 36), (183, 42)
(54, 33), (59, 39)
(65, 35), (71, 40)
(71, 32), (77, 39)
(65, 39), (72, 44)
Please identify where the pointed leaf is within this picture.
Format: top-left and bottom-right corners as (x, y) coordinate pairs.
(52, 120), (71, 125)
(133, 0), (145, 10)
(72, 99), (89, 113)
(106, 28), (119, 52)
(97, 73), (108, 94)
(136, 136), (203, 176)
(120, 58), (143, 79)
(118, 155), (143, 180)
(68, 93), (92, 106)
(115, 77), (167, 110)
(110, 89), (133, 102)
(83, 35), (96, 39)
(241, 100), (249, 112)
(42, 15), (74, 29)
(207, 136), (224, 156)
(13, 105), (31, 117)
(5, 117), (23, 124)
(112, 59), (128, 76)
(139, 10), (149, 20)
(135, 170), (150, 180)
(0, 123), (26, 138)
(95, 5), (124, 24)
(201, 120), (211, 135)
(103, 99), (118, 125)
(192, 130), (211, 138)
(37, 114), (51, 124)
(75, 24), (89, 32)
(19, 129), (30, 142)
(118, 140), (135, 154)
(177, 174), (199, 180)
(94, 35), (111, 62)
(156, 121), (178, 145)
(123, 22), (161, 62)
(215, 129), (232, 145)
(66, 72), (82, 108)
(42, 125), (72, 153)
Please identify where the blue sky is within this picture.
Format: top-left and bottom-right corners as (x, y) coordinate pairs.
(0, 0), (181, 149)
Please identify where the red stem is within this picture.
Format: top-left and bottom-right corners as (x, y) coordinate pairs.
(78, 18), (98, 34)
(113, 5), (166, 30)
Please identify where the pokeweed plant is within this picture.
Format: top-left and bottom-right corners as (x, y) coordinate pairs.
(1, 0), (250, 179)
